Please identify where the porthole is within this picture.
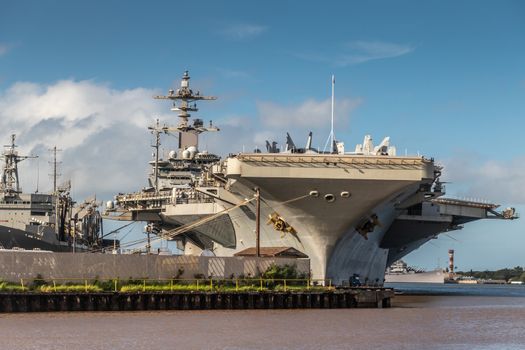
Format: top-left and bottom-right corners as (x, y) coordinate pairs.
(340, 191), (350, 198)
(324, 194), (335, 202)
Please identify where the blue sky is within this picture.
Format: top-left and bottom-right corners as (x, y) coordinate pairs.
(1, 0), (524, 270)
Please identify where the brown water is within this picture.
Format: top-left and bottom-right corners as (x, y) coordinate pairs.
(1, 295), (524, 350)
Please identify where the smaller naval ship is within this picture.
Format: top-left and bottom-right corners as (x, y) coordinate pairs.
(0, 134), (107, 252)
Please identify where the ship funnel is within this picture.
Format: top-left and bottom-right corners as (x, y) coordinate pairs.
(448, 249), (455, 277)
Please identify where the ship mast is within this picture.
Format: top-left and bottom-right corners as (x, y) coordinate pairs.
(0, 134), (37, 197)
(147, 119), (169, 192)
(323, 75), (336, 153)
(153, 71), (219, 150)
(49, 146), (62, 194)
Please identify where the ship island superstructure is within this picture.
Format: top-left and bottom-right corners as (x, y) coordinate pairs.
(105, 72), (518, 285)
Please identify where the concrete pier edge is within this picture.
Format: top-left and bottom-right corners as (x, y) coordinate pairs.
(0, 289), (393, 312)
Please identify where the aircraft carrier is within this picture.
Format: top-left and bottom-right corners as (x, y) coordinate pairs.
(105, 71), (517, 285)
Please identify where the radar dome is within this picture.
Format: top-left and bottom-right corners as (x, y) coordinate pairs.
(187, 146), (198, 159)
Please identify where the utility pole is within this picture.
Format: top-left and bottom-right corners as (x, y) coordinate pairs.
(255, 187), (261, 257)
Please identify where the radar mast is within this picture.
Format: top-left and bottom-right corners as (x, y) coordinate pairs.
(0, 134), (37, 197)
(153, 71), (219, 135)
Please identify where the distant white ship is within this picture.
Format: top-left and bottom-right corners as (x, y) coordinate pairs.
(385, 260), (445, 284)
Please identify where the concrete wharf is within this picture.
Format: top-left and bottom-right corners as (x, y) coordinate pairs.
(0, 289), (393, 312)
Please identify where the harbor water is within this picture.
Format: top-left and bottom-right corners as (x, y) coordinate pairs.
(1, 284), (524, 349)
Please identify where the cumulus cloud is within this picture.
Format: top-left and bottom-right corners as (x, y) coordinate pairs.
(0, 79), (363, 201)
(442, 155), (525, 205)
(0, 80), (171, 200)
(220, 24), (267, 40)
(297, 40), (414, 67)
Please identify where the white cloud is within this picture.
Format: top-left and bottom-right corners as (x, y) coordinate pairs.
(220, 24), (267, 40)
(297, 40), (414, 67)
(203, 96), (362, 155)
(0, 80), (172, 200)
(0, 79), (363, 200)
(442, 155), (525, 205)
(257, 97), (362, 128)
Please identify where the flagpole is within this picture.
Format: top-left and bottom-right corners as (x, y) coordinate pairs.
(330, 75), (335, 150)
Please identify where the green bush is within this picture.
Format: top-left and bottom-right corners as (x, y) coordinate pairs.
(261, 264), (308, 288)
(31, 274), (47, 289)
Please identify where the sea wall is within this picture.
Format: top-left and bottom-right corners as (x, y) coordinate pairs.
(0, 251), (310, 283)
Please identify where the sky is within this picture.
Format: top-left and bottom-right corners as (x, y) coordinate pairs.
(0, 0), (524, 270)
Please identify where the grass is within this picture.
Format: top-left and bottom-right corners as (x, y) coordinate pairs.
(118, 282), (326, 293)
(39, 285), (103, 293)
(0, 281), (330, 293)
(0, 281), (26, 292)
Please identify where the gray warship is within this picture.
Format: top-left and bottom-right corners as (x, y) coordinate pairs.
(105, 71), (518, 285)
(0, 135), (108, 252)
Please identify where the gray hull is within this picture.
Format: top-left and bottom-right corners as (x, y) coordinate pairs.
(0, 225), (83, 252)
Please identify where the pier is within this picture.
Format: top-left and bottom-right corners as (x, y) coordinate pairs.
(0, 288), (393, 313)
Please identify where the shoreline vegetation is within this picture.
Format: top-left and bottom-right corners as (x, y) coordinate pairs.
(0, 264), (333, 293)
(456, 266), (525, 283)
